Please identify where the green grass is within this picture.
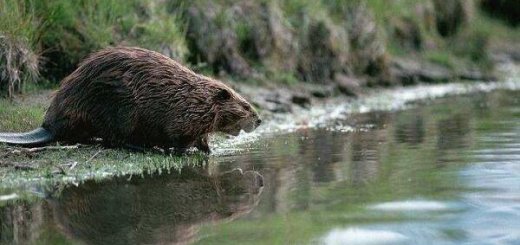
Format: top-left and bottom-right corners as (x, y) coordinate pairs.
(470, 8), (520, 41)
(34, 0), (188, 78)
(270, 71), (300, 85)
(1, 0), (188, 86)
(0, 144), (208, 189)
(424, 50), (456, 69)
(0, 99), (46, 132)
(365, 0), (424, 23)
(0, 0), (39, 43)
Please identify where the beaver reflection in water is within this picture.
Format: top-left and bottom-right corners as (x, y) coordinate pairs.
(0, 47), (261, 153)
(49, 166), (264, 245)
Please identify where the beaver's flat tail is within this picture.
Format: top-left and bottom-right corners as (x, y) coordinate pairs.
(0, 127), (54, 146)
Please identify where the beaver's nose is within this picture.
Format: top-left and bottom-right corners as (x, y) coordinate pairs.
(256, 119), (262, 125)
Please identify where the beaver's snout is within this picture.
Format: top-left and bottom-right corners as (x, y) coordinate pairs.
(242, 114), (262, 133)
(253, 117), (262, 129)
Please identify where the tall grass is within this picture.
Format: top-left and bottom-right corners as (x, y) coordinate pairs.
(0, 0), (40, 97)
(33, 0), (188, 80)
(0, 0), (188, 97)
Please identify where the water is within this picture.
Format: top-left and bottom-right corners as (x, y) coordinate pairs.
(1, 89), (520, 244)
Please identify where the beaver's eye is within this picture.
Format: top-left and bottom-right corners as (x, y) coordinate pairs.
(215, 89), (231, 101)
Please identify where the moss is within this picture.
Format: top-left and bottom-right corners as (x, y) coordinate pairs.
(269, 71), (299, 86)
(424, 51), (456, 69)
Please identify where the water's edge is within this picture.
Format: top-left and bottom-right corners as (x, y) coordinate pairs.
(212, 63), (520, 155)
(1, 64), (519, 196)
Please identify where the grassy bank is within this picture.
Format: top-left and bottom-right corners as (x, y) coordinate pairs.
(0, 0), (519, 97)
(0, 91), (209, 190)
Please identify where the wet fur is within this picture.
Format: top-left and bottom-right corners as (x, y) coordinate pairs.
(41, 47), (259, 153)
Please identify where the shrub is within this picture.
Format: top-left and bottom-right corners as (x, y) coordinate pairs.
(0, 0), (40, 98)
(33, 0), (188, 80)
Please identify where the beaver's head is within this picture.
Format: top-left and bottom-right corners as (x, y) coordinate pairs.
(211, 86), (261, 136)
(217, 168), (264, 216)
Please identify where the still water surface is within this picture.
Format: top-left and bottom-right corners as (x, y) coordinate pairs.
(1, 89), (520, 244)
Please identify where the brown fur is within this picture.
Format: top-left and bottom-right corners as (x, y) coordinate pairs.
(42, 47), (260, 153)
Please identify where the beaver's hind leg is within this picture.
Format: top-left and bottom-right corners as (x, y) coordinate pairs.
(162, 135), (209, 155)
(168, 135), (211, 154)
(194, 135), (210, 154)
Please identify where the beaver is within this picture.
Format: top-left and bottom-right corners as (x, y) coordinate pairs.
(0, 47), (261, 153)
(48, 167), (263, 244)
(0, 165), (264, 244)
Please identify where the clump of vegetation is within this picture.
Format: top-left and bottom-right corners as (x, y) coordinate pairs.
(32, 0), (188, 80)
(181, 0), (387, 84)
(364, 0), (498, 72)
(0, 0), (40, 98)
(480, 0), (520, 26)
(0, 0), (188, 97)
(424, 50), (456, 69)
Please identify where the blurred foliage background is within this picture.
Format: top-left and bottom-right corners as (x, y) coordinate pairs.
(0, 0), (519, 97)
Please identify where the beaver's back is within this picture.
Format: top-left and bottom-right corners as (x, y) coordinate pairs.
(42, 47), (202, 146)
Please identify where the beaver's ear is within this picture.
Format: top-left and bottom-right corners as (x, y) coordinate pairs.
(215, 88), (231, 101)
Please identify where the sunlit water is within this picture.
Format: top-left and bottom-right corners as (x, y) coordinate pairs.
(1, 87), (520, 244)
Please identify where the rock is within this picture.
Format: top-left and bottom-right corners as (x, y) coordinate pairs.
(390, 58), (453, 84)
(334, 74), (362, 97)
(457, 66), (497, 81)
(255, 91), (293, 113)
(265, 101), (292, 113)
(510, 51), (520, 62)
(490, 42), (520, 64)
(291, 93), (311, 108)
(389, 58), (422, 85)
(418, 62), (452, 83)
(310, 85), (335, 98)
